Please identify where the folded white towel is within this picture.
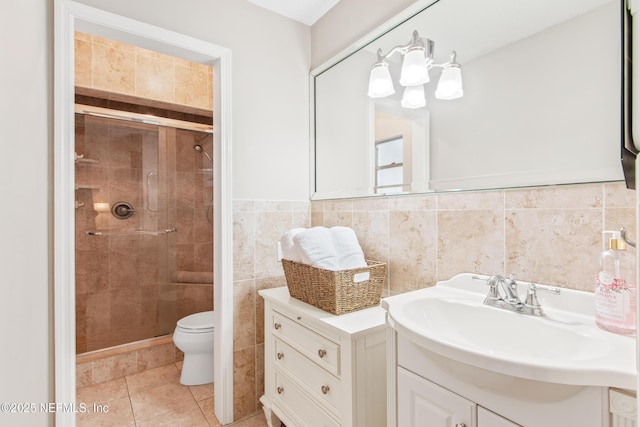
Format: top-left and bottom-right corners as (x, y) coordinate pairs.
(293, 227), (341, 270)
(280, 228), (305, 262)
(331, 226), (367, 269)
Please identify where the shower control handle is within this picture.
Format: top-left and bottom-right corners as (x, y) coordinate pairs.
(111, 201), (135, 220)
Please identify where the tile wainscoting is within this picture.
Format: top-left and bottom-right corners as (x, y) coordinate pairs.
(310, 181), (636, 294)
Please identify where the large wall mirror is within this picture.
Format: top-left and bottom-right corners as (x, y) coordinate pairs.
(312, 0), (625, 200)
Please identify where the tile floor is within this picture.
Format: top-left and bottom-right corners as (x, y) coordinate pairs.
(76, 361), (268, 427)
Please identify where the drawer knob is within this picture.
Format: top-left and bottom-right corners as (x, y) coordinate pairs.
(318, 349), (327, 358)
(277, 352), (284, 360)
(277, 386), (284, 394)
(455, 424), (466, 427)
(321, 385), (330, 395)
(274, 322), (281, 330)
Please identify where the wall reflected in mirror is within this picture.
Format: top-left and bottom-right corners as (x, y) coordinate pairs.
(313, 0), (624, 200)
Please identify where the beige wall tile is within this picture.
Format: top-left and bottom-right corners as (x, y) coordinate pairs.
(76, 362), (93, 389)
(438, 190), (504, 210)
(234, 279), (256, 351)
(389, 210), (437, 293)
(91, 42), (136, 95)
(175, 64), (210, 109)
(605, 181), (636, 208)
(136, 55), (175, 103)
(233, 211), (256, 281)
(389, 194), (435, 211)
(322, 211), (353, 227)
(505, 209), (601, 290)
(437, 209), (505, 280)
(505, 183), (603, 209)
(254, 211), (293, 278)
(74, 37), (92, 87)
(233, 347), (257, 420)
(352, 211), (389, 262)
(92, 352), (137, 384)
(135, 343), (175, 372)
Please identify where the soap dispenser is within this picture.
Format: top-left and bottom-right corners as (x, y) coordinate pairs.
(594, 231), (636, 335)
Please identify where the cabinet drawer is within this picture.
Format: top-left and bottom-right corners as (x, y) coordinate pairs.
(271, 310), (340, 376)
(272, 370), (341, 427)
(275, 338), (342, 415)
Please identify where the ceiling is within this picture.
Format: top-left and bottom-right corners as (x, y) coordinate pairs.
(246, 0), (341, 26)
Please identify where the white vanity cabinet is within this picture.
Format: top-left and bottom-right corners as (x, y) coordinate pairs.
(388, 332), (620, 427)
(259, 287), (386, 427)
(397, 366), (520, 427)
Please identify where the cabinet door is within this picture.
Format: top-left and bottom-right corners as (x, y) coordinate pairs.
(478, 407), (521, 427)
(397, 367), (476, 427)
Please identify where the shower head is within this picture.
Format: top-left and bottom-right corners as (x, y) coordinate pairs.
(193, 144), (214, 165)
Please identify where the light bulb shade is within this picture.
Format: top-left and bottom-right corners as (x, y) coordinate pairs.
(399, 48), (429, 87)
(401, 85), (426, 109)
(435, 65), (463, 100)
(367, 63), (395, 98)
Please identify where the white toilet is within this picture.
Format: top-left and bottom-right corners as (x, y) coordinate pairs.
(173, 310), (215, 386)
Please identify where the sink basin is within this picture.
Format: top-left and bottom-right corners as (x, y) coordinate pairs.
(382, 273), (636, 389)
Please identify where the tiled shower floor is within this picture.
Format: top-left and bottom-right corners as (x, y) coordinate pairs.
(76, 362), (267, 426)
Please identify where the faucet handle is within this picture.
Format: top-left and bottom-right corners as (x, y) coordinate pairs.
(484, 275), (502, 299)
(524, 284), (541, 307)
(523, 284), (544, 316)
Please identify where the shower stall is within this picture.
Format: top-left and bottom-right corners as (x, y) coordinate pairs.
(74, 101), (214, 354)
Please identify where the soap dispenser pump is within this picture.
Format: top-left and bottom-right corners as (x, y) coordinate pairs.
(594, 230), (636, 335)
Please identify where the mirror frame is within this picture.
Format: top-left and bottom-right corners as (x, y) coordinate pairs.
(311, 0), (628, 200)
(54, 1), (234, 424)
(622, 0), (637, 189)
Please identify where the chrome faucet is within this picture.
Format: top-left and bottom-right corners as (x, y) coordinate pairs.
(482, 274), (561, 316)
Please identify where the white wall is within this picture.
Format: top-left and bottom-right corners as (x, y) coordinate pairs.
(75, 0), (312, 201)
(0, 0), (53, 426)
(311, 0), (416, 68)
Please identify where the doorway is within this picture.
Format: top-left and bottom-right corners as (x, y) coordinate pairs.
(54, 1), (233, 424)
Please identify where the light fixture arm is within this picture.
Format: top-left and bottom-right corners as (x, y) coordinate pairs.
(431, 50), (460, 69)
(374, 30), (435, 65)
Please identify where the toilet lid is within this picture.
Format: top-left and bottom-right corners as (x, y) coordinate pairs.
(177, 311), (215, 330)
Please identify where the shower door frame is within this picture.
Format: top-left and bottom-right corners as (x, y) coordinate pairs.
(54, 1), (234, 425)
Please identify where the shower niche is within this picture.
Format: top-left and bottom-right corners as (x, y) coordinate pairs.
(74, 91), (215, 354)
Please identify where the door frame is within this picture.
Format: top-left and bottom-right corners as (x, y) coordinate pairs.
(53, 1), (234, 424)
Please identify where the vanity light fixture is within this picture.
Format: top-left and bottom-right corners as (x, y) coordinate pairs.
(367, 30), (463, 108)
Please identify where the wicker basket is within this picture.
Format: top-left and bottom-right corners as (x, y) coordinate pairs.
(281, 259), (386, 315)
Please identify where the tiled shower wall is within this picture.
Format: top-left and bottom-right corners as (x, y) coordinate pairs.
(233, 181), (636, 419)
(74, 31), (213, 110)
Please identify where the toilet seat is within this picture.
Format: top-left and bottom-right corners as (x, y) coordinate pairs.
(177, 310), (215, 333)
